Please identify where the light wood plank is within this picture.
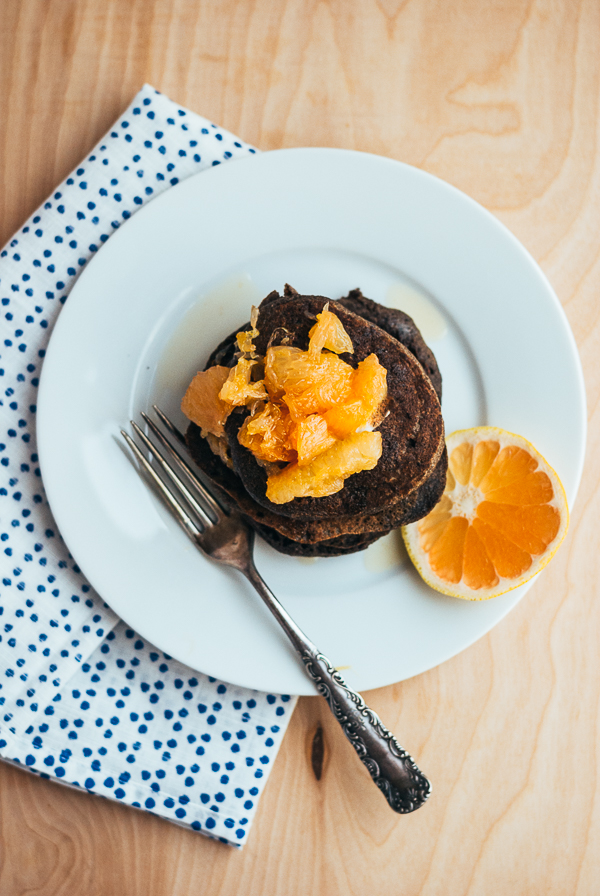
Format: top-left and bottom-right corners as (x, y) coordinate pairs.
(1, 1), (599, 893)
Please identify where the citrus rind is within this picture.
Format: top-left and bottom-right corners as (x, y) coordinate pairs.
(402, 427), (569, 600)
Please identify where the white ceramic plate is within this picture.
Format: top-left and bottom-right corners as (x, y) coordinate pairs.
(37, 149), (586, 696)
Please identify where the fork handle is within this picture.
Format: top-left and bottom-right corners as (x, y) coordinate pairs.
(244, 563), (431, 814)
(299, 648), (431, 813)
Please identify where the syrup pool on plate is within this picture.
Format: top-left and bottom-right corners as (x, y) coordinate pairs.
(385, 282), (448, 343)
(151, 273), (263, 424)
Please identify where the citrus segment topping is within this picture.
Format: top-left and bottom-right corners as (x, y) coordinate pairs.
(181, 366), (232, 437)
(219, 358), (267, 406)
(290, 414), (337, 466)
(265, 346), (354, 418)
(238, 402), (296, 464)
(308, 305), (354, 358)
(403, 427), (569, 600)
(325, 353), (388, 439)
(235, 306), (259, 356)
(266, 431), (382, 503)
(183, 304), (388, 504)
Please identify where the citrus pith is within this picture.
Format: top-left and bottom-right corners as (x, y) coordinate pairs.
(402, 427), (569, 600)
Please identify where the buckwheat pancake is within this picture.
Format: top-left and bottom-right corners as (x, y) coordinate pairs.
(184, 288), (447, 556)
(187, 420), (447, 540)
(338, 288), (442, 402)
(223, 294), (445, 520)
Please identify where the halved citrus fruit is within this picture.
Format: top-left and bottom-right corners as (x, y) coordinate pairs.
(402, 427), (569, 600)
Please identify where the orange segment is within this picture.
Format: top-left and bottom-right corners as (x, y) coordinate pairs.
(476, 502), (560, 555)
(403, 427), (569, 600)
(183, 305), (389, 505)
(484, 471), (554, 505)
(236, 329), (256, 355)
(308, 306), (354, 358)
(219, 358), (267, 406)
(471, 518), (532, 579)
(238, 402), (296, 464)
(479, 445), (537, 493)
(428, 516), (468, 584)
(265, 346), (354, 419)
(463, 525), (498, 590)
(324, 354), (388, 439)
(449, 442), (473, 486)
(290, 414), (337, 466)
(181, 366), (232, 437)
(266, 431), (382, 504)
(470, 440), (500, 487)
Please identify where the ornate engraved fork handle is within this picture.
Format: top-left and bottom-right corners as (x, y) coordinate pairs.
(125, 410), (430, 814)
(301, 649), (431, 813)
(244, 560), (431, 814)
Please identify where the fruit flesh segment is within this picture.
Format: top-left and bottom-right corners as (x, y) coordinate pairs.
(266, 431), (382, 504)
(476, 502), (560, 554)
(470, 440), (500, 487)
(463, 525), (498, 590)
(308, 306), (354, 358)
(428, 516), (468, 584)
(418, 438), (559, 589)
(181, 366), (232, 437)
(219, 358), (267, 406)
(238, 402), (296, 464)
(290, 414), (337, 467)
(265, 347), (354, 418)
(325, 354), (388, 439)
(182, 306), (388, 503)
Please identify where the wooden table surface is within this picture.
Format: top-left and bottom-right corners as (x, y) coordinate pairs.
(1, 1), (599, 893)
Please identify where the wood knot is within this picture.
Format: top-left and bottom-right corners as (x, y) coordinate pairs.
(311, 724), (325, 781)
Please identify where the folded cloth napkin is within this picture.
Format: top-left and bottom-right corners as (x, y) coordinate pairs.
(0, 84), (297, 847)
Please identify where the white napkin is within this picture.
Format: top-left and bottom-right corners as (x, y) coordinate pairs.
(0, 84), (297, 847)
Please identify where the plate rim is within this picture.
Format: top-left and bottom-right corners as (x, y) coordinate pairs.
(37, 147), (587, 694)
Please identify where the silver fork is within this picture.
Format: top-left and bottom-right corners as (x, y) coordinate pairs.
(121, 406), (431, 814)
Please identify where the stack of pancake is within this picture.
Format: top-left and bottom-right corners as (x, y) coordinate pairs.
(186, 286), (447, 557)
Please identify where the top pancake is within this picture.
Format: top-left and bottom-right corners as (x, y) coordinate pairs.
(186, 421), (447, 543)
(337, 289), (442, 401)
(221, 291), (445, 521)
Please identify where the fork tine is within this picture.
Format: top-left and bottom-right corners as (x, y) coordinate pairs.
(130, 421), (215, 527)
(142, 410), (226, 518)
(121, 430), (203, 541)
(153, 404), (186, 445)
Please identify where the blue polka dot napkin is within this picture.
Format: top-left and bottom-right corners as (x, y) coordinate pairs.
(0, 84), (297, 847)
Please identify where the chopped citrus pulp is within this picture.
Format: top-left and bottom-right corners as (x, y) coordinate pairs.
(181, 365), (231, 437)
(402, 427), (569, 600)
(266, 431), (382, 503)
(181, 304), (388, 502)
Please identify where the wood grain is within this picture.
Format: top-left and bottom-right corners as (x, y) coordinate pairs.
(1, 1), (600, 893)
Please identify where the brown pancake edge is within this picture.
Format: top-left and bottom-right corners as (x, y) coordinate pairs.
(184, 288), (446, 556)
(186, 422), (448, 544)
(227, 294), (444, 520)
